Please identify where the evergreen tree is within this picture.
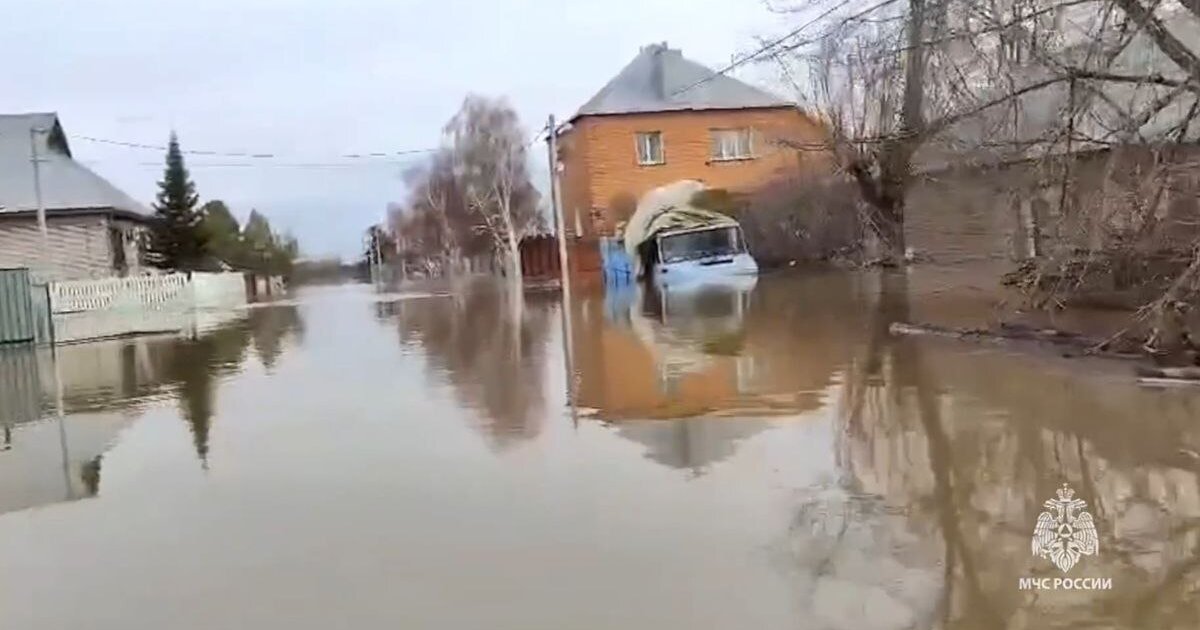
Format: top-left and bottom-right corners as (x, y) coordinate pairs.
(196, 200), (300, 276)
(199, 200), (243, 268)
(146, 132), (208, 270)
(242, 210), (276, 272)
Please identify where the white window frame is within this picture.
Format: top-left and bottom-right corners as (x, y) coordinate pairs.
(710, 128), (755, 161)
(635, 131), (664, 166)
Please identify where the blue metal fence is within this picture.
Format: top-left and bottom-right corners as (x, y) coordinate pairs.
(599, 237), (633, 285)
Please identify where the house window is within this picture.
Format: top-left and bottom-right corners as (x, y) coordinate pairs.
(710, 128), (754, 161)
(635, 132), (664, 165)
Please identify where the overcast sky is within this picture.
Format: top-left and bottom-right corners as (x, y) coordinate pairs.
(1, 0), (792, 258)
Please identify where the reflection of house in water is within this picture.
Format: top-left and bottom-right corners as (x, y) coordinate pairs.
(574, 274), (869, 471)
(0, 344), (142, 516)
(613, 418), (772, 475)
(0, 305), (305, 516)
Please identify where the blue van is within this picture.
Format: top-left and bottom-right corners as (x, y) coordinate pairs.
(641, 223), (758, 288)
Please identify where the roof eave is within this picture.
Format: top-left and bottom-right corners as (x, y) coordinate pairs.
(0, 206), (152, 222)
(569, 103), (799, 123)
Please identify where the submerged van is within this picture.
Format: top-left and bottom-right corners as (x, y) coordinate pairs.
(624, 180), (759, 286)
(648, 223), (757, 286)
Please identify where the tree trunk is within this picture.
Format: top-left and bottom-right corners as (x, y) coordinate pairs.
(507, 234), (522, 281)
(847, 0), (924, 266)
(877, 0), (924, 265)
(877, 199), (908, 265)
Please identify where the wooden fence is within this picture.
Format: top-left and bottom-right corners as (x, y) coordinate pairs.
(519, 236), (603, 282)
(520, 236), (561, 279)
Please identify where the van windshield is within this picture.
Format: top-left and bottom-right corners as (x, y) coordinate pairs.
(659, 227), (743, 263)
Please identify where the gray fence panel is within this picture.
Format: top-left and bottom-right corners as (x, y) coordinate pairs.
(0, 268), (35, 345)
(29, 283), (53, 345)
(0, 345), (42, 428)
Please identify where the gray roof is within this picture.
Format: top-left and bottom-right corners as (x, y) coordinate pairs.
(573, 43), (793, 119)
(0, 113), (149, 218)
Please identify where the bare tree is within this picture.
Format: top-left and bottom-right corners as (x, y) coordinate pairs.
(444, 95), (541, 279)
(778, 0), (1084, 264)
(767, 0), (1200, 353)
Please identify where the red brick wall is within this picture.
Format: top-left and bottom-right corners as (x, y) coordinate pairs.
(558, 107), (831, 236)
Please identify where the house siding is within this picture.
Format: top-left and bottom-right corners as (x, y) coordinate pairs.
(0, 214), (120, 280)
(559, 107), (830, 236)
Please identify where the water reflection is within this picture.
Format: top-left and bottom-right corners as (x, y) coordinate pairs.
(1, 276), (1198, 628)
(381, 282), (556, 449)
(0, 304), (305, 515)
(818, 272), (1200, 629)
(573, 274), (871, 472)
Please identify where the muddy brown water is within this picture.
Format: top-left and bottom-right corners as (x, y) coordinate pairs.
(1, 272), (1198, 629)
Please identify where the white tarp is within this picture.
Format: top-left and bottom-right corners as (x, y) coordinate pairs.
(622, 180), (739, 275)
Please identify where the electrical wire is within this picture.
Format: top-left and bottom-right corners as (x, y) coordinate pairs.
(670, 0), (902, 97)
(70, 134), (440, 160)
(70, 123), (553, 169)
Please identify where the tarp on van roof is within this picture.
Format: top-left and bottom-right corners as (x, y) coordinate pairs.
(622, 180), (739, 261)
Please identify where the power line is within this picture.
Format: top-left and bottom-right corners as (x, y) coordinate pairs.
(127, 160), (426, 169)
(670, 0), (902, 97)
(73, 127), (550, 164)
(70, 133), (440, 160)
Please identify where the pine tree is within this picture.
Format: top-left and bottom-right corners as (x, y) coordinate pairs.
(146, 132), (208, 270)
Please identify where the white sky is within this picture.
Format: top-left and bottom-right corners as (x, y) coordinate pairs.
(1, 0), (794, 258)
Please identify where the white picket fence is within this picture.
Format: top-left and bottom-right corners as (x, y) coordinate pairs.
(49, 272), (251, 343)
(50, 272), (247, 314)
(50, 274), (191, 313)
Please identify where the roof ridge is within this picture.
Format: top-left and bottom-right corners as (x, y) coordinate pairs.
(572, 44), (792, 120)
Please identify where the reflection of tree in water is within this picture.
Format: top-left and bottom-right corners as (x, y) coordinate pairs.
(388, 283), (555, 449)
(248, 305), (306, 370)
(163, 325), (247, 466)
(828, 271), (1200, 629)
(153, 306), (305, 466)
(0, 307), (304, 509)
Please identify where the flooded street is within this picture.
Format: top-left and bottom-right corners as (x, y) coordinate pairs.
(2, 273), (1199, 629)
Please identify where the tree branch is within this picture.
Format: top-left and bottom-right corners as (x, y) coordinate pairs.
(924, 76), (1068, 139)
(1065, 68), (1195, 89)
(1114, 0), (1200, 85)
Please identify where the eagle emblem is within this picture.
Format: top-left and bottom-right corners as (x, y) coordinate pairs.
(1032, 484), (1099, 573)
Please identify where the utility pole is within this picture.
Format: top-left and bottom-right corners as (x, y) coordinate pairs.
(30, 127), (50, 279)
(367, 225), (385, 289)
(374, 227), (383, 288)
(547, 115), (576, 416)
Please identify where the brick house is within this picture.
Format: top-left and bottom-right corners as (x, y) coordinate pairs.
(556, 43), (829, 238)
(0, 113), (149, 280)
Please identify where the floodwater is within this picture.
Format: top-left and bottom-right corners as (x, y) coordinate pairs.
(1, 272), (1199, 629)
